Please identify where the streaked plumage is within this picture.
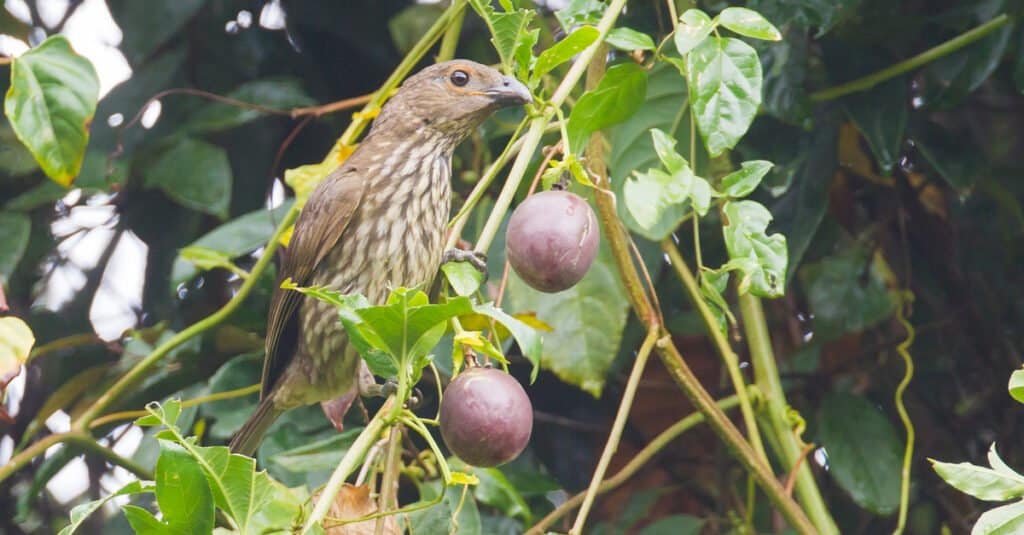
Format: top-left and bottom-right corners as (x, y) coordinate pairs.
(230, 60), (531, 454)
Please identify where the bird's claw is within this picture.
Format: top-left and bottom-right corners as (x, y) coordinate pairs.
(405, 387), (424, 409)
(360, 378), (398, 399)
(442, 249), (488, 281)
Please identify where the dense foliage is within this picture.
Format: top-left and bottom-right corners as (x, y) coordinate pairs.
(1, 0), (1023, 534)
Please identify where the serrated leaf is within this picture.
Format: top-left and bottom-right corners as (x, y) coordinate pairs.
(4, 36), (99, 185)
(687, 36), (763, 157)
(674, 9), (714, 56)
(818, 392), (903, 515)
(59, 481), (155, 535)
(566, 62), (647, 154)
(720, 160), (773, 198)
(146, 136), (232, 218)
(623, 167), (692, 240)
(468, 0), (535, 74)
(722, 200), (786, 297)
(932, 459), (1024, 502)
(531, 26), (599, 85)
(606, 27), (656, 51)
(719, 7), (781, 41)
(155, 440), (215, 535)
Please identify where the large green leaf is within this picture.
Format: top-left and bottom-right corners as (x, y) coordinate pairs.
(609, 65), (704, 238)
(722, 200), (787, 298)
(817, 392), (903, 515)
(145, 136), (233, 218)
(155, 441), (215, 535)
(686, 36), (763, 157)
(932, 444), (1024, 502)
(201, 353), (261, 440)
(4, 36), (99, 186)
(844, 77), (907, 174)
(798, 246), (894, 341)
(531, 26), (599, 86)
(0, 212), (30, 285)
(184, 78), (315, 133)
(170, 201), (294, 290)
(566, 62), (648, 154)
(719, 7), (782, 41)
(506, 224), (629, 397)
(674, 9), (714, 56)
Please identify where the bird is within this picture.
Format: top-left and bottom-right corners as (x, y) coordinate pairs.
(229, 59), (532, 455)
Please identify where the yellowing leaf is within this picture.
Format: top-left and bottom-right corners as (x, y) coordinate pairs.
(0, 316), (35, 377)
(448, 471), (480, 486)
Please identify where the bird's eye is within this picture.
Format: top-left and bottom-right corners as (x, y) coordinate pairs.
(450, 70), (470, 87)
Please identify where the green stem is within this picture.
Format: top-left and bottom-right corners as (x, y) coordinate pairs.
(738, 294), (838, 535)
(89, 384), (260, 429)
(436, 2), (466, 62)
(661, 240), (769, 464)
(472, 0), (630, 256)
(65, 433), (154, 480)
(375, 424), (402, 535)
(526, 394), (742, 535)
(73, 208), (298, 429)
(810, 14), (1011, 102)
(571, 326), (660, 534)
(303, 406), (390, 534)
(892, 296), (917, 535)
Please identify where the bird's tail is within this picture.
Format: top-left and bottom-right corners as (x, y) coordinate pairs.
(229, 397), (283, 456)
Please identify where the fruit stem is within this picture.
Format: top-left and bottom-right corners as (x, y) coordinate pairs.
(570, 325), (660, 534)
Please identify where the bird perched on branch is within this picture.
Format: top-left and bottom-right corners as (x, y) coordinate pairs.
(229, 60), (532, 455)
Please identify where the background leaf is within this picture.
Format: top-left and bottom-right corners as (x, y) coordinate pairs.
(4, 36), (99, 185)
(687, 36), (763, 157)
(145, 136), (233, 218)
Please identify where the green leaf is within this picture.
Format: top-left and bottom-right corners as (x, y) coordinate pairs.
(606, 27), (656, 51)
(932, 457), (1024, 502)
(818, 392), (903, 515)
(566, 62), (648, 154)
(123, 505), (173, 535)
(184, 77), (315, 133)
(719, 7), (781, 41)
(356, 289), (473, 362)
(410, 479), (482, 535)
(474, 467), (532, 522)
(268, 427), (362, 475)
(0, 212), (30, 286)
(506, 226), (629, 397)
(442, 261), (484, 297)
(690, 176), (712, 216)
(137, 399), (182, 428)
(531, 26), (599, 85)
(921, 20), (1013, 109)
(4, 36), (99, 186)
(59, 480), (155, 535)
(720, 160), (773, 198)
(0, 124), (40, 176)
(674, 9), (714, 56)
(178, 245), (242, 275)
(973, 500), (1024, 535)
(990, 444), (1022, 479)
(843, 77), (907, 174)
(170, 201), (293, 290)
(687, 36), (763, 157)
(472, 302), (543, 382)
(650, 128), (688, 173)
(722, 200), (787, 298)
(609, 64), (705, 238)
(554, 0), (606, 30)
(798, 247), (894, 341)
(468, 0), (535, 74)
(146, 136), (233, 218)
(623, 167), (692, 240)
(1010, 369), (1024, 404)
(155, 440), (215, 535)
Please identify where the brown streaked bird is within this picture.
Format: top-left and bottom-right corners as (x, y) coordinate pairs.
(229, 60), (532, 455)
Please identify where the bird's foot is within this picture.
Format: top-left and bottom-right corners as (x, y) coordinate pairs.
(405, 387), (424, 409)
(442, 248), (488, 281)
(360, 378), (398, 399)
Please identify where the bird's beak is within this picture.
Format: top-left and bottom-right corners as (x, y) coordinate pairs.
(485, 76), (533, 106)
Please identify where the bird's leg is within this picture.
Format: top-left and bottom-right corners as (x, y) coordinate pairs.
(442, 248), (488, 281)
(357, 361), (398, 398)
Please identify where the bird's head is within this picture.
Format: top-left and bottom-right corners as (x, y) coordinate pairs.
(371, 59), (532, 144)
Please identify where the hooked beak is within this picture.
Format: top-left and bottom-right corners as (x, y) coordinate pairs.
(485, 76), (533, 106)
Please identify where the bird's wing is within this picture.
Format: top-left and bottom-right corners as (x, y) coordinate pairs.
(261, 165), (367, 399)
